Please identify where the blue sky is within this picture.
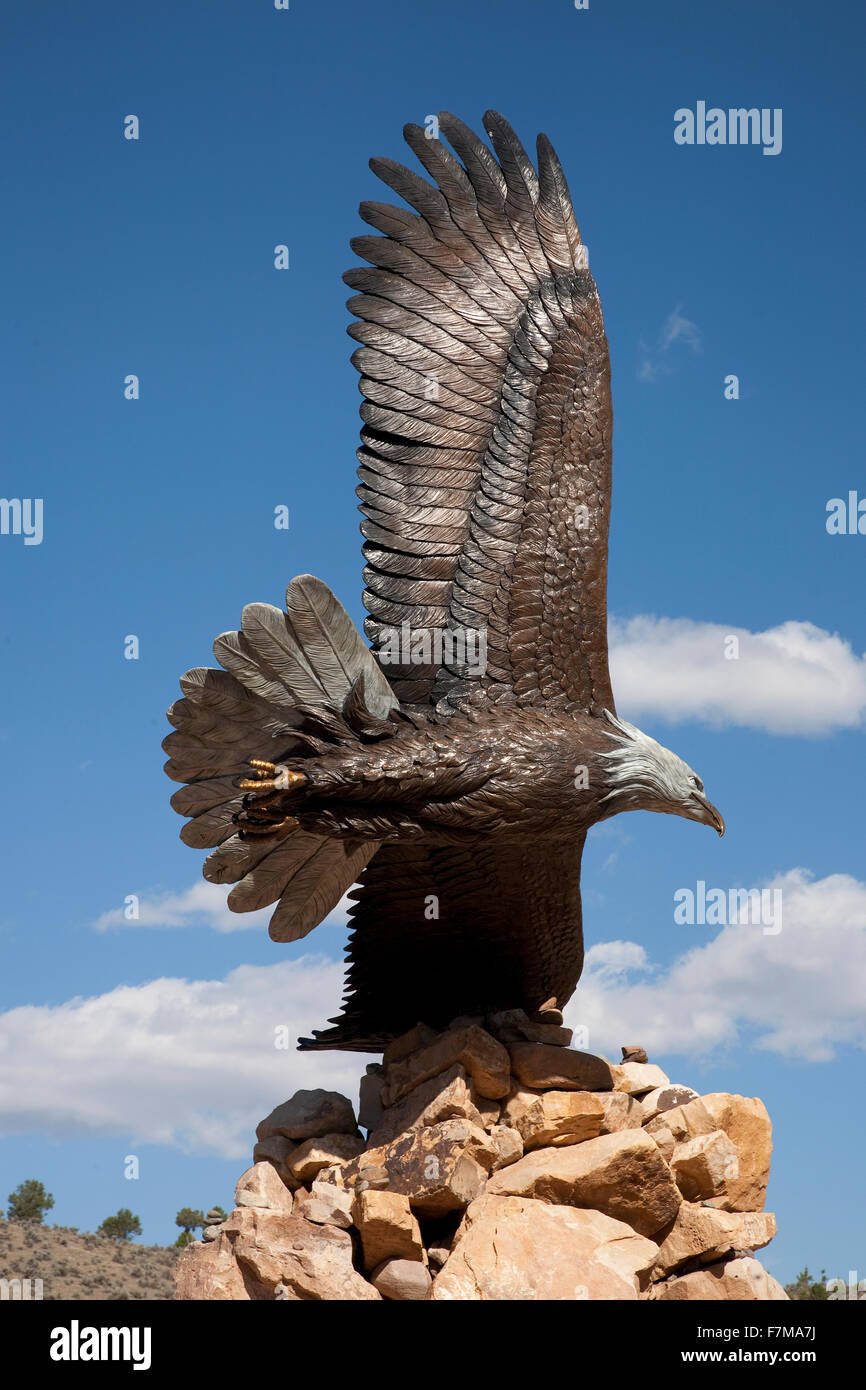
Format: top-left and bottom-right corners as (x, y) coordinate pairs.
(1, 0), (864, 1284)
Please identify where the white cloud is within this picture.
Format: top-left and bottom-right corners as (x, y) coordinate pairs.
(0, 958), (366, 1159)
(638, 305), (701, 381)
(94, 882), (355, 934)
(609, 615), (866, 735)
(567, 869), (866, 1063)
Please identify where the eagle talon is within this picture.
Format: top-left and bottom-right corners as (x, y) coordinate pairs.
(238, 816), (299, 840)
(239, 759), (308, 793)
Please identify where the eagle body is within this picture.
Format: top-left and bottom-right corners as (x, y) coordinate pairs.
(164, 112), (724, 1050)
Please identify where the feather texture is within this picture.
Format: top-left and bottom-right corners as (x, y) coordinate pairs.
(350, 111), (615, 715)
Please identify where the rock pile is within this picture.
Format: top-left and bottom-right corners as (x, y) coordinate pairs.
(176, 1014), (786, 1301)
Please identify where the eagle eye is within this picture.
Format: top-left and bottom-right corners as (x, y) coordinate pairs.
(693, 777), (704, 793)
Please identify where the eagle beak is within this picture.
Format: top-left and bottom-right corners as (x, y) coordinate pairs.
(691, 793), (725, 837)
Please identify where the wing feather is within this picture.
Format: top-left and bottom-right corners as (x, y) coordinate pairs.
(351, 111), (615, 714)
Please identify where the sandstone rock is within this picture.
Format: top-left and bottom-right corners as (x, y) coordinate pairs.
(427, 1245), (451, 1271)
(252, 1134), (300, 1188)
(611, 1062), (670, 1096)
(352, 1190), (424, 1269)
(358, 1065), (385, 1132)
(357, 1164), (390, 1189)
(349, 1119), (495, 1217)
(487, 1129), (681, 1237)
(368, 1063), (484, 1148)
(448, 1014), (485, 1030)
(234, 1162), (294, 1214)
(652, 1204), (777, 1276)
(507, 1043), (613, 1092)
(649, 1125), (676, 1162)
(489, 1124), (524, 1170)
(648, 1255), (788, 1301)
(485, 1009), (572, 1047)
(530, 999), (564, 1025)
(286, 1132), (365, 1182)
(222, 1207), (379, 1300)
(640, 1084), (699, 1122)
(256, 1090), (358, 1144)
(598, 1092), (645, 1133)
(382, 1023), (438, 1066)
(381, 1025), (511, 1106)
(472, 1095), (502, 1130)
(502, 1088), (605, 1149)
(670, 1130), (739, 1201)
(252, 1133), (296, 1166)
(698, 1093), (772, 1212)
(432, 1196), (659, 1301)
(621, 1045), (648, 1064)
(645, 1095), (715, 1145)
(201, 1225), (222, 1243)
(294, 1181), (354, 1230)
(175, 1233), (251, 1300)
(372, 1257), (432, 1301)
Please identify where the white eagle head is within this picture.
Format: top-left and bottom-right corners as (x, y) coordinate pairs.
(597, 711), (724, 836)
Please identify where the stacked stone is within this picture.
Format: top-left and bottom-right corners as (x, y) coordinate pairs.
(176, 1012), (786, 1301)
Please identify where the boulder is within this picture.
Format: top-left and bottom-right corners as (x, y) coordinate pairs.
(472, 1095), (502, 1130)
(353, 1190), (424, 1270)
(621, 1045), (648, 1064)
(507, 1043), (613, 1092)
(597, 1092), (645, 1133)
(645, 1096), (715, 1145)
(234, 1162), (294, 1214)
(653, 1204), (777, 1276)
(489, 1125), (524, 1170)
(221, 1207), (380, 1300)
(382, 1023), (438, 1066)
(486, 1009), (573, 1047)
(347, 1119), (497, 1217)
(294, 1181), (354, 1230)
(698, 1094), (772, 1212)
(487, 1128), (681, 1238)
(611, 1062), (670, 1096)
(648, 1256), (788, 1301)
(502, 1088), (605, 1149)
(648, 1124), (676, 1162)
(670, 1130), (739, 1201)
(252, 1134), (299, 1185)
(175, 1235), (251, 1300)
(286, 1133), (365, 1182)
(640, 1084), (700, 1122)
(372, 1258), (432, 1301)
(368, 1064), (484, 1148)
(432, 1196), (659, 1301)
(256, 1090), (358, 1144)
(381, 1024), (511, 1106)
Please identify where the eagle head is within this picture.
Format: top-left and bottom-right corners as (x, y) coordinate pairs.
(597, 711), (725, 836)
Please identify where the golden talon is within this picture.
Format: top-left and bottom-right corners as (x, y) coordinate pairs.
(240, 760), (308, 793)
(238, 816), (299, 839)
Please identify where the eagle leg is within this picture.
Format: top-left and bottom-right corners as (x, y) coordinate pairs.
(232, 761), (306, 838)
(238, 759), (308, 793)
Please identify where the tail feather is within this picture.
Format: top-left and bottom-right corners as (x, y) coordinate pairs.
(165, 575), (396, 941)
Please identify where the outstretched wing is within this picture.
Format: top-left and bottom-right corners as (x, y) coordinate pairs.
(299, 837), (586, 1051)
(349, 111), (615, 716)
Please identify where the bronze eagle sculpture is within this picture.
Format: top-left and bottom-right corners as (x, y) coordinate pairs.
(164, 111), (724, 1052)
